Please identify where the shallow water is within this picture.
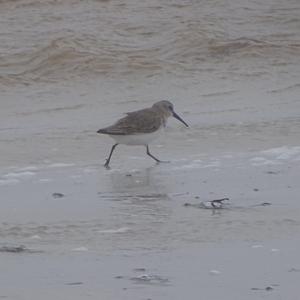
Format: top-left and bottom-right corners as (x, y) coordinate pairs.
(1, 0), (300, 170)
(1, 0), (300, 299)
(1, 0), (300, 83)
(1, 147), (300, 250)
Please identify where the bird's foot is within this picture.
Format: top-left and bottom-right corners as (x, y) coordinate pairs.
(104, 160), (111, 169)
(156, 160), (170, 164)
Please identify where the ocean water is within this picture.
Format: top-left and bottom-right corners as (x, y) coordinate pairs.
(0, 0), (300, 168)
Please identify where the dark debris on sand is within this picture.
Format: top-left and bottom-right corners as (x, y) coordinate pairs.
(0, 245), (43, 254)
(184, 197), (230, 209)
(52, 192), (65, 199)
(65, 282), (84, 286)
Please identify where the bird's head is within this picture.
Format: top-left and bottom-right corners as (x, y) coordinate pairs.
(152, 100), (189, 127)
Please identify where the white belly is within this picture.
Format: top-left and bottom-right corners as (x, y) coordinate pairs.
(109, 130), (161, 146)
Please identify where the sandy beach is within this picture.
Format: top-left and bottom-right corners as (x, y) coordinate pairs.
(1, 0), (300, 299)
(1, 145), (300, 299)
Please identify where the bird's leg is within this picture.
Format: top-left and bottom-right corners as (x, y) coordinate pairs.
(104, 143), (118, 168)
(146, 145), (169, 163)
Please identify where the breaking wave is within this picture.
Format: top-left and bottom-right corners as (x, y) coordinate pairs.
(0, 0), (299, 85)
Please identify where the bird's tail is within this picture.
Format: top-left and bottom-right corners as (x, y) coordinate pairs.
(97, 128), (108, 134)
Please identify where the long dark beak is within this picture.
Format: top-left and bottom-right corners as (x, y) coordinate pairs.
(173, 111), (189, 127)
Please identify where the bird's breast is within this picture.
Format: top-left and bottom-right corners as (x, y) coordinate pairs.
(109, 129), (162, 146)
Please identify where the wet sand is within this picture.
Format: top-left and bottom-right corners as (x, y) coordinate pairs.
(1, 146), (300, 299)
(1, 239), (300, 300)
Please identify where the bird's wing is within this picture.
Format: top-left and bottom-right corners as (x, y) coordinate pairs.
(99, 108), (162, 135)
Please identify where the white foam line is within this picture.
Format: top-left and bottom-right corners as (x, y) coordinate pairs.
(47, 163), (75, 168)
(261, 146), (300, 160)
(97, 227), (130, 234)
(251, 159), (281, 166)
(172, 160), (222, 171)
(72, 246), (89, 252)
(0, 178), (20, 186)
(18, 166), (39, 171)
(3, 171), (36, 178)
(38, 178), (53, 183)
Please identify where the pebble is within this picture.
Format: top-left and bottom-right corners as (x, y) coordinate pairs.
(52, 192), (65, 198)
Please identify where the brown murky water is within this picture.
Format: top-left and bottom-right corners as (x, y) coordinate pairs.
(1, 0), (300, 167)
